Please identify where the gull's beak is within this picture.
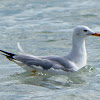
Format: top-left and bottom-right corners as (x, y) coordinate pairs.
(91, 33), (100, 37)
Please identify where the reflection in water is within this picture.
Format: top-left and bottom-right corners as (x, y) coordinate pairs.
(9, 65), (94, 90)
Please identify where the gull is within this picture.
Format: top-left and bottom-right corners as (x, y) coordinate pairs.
(0, 25), (100, 75)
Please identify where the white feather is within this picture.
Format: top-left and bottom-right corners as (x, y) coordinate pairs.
(17, 42), (24, 53)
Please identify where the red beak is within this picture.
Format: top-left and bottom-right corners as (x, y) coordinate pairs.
(91, 33), (100, 37)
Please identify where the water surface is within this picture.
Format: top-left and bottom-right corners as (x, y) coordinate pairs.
(0, 0), (100, 100)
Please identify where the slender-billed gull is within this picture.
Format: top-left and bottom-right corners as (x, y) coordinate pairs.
(0, 25), (100, 75)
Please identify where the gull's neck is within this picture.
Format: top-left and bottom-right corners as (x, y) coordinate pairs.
(65, 36), (87, 68)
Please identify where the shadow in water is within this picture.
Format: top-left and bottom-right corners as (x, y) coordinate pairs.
(9, 65), (95, 90)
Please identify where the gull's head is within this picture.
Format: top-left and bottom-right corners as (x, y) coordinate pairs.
(73, 25), (100, 39)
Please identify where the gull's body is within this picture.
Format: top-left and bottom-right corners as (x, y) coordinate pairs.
(0, 25), (100, 75)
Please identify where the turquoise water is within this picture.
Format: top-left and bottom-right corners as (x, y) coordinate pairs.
(0, 0), (100, 100)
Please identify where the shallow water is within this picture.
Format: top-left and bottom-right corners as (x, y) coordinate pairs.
(0, 0), (100, 100)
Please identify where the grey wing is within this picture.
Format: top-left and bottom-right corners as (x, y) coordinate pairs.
(40, 56), (79, 71)
(14, 55), (53, 70)
(14, 55), (71, 71)
(0, 50), (78, 72)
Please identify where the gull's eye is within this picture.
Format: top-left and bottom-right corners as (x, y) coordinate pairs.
(83, 30), (87, 32)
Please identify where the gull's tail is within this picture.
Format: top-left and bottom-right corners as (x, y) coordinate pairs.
(0, 50), (16, 60)
(17, 42), (24, 53)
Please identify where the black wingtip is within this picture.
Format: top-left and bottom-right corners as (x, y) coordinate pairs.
(0, 50), (16, 58)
